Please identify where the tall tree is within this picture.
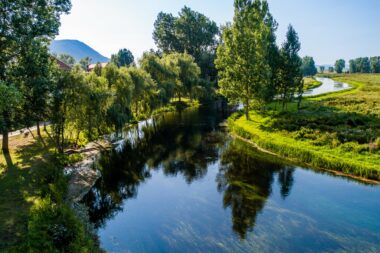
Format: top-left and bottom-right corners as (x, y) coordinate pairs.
(216, 0), (274, 120)
(334, 59), (345, 74)
(0, 0), (71, 152)
(16, 39), (52, 136)
(349, 60), (357, 73)
(301, 56), (317, 76)
(278, 25), (303, 110)
(111, 49), (135, 67)
(153, 6), (219, 80)
(370, 56), (380, 73)
(319, 66), (325, 73)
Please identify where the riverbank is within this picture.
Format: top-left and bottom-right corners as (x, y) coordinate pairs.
(0, 98), (200, 251)
(228, 74), (380, 181)
(303, 77), (322, 91)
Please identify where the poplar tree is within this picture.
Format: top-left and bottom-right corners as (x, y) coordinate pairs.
(278, 25), (303, 110)
(216, 0), (274, 120)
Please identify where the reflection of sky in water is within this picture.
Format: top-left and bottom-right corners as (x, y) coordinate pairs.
(97, 165), (380, 253)
(304, 77), (351, 96)
(84, 107), (380, 253)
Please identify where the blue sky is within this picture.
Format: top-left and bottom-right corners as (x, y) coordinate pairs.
(57, 0), (380, 65)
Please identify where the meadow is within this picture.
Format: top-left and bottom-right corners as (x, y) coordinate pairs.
(229, 74), (380, 181)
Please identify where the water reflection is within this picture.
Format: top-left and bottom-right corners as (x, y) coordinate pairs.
(83, 107), (227, 229)
(82, 106), (380, 253)
(217, 140), (294, 239)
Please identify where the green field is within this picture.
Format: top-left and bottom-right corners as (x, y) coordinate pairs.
(229, 74), (380, 181)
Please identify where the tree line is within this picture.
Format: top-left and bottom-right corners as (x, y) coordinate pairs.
(1, 4), (225, 154)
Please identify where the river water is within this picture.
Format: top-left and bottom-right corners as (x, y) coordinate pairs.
(304, 77), (351, 96)
(82, 104), (380, 253)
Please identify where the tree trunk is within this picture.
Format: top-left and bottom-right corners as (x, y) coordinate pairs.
(2, 130), (9, 154)
(36, 122), (41, 137)
(2, 112), (10, 153)
(178, 93), (181, 102)
(245, 98), (250, 121)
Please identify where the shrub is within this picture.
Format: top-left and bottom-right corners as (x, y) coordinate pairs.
(27, 198), (100, 253)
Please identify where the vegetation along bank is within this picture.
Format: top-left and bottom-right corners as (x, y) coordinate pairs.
(228, 74), (380, 181)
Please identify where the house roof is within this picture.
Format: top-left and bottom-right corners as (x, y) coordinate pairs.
(88, 63), (108, 71)
(53, 57), (72, 71)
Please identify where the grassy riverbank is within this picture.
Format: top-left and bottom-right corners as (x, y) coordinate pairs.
(303, 77), (322, 90)
(229, 74), (380, 181)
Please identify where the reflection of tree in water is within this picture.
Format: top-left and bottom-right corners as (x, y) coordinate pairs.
(217, 140), (295, 239)
(83, 107), (226, 228)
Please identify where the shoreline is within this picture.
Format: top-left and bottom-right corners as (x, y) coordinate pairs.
(230, 133), (380, 185)
(227, 75), (380, 183)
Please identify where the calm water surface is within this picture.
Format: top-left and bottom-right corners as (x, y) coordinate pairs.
(304, 77), (351, 96)
(83, 106), (380, 253)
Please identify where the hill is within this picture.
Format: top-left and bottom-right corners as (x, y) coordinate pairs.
(49, 40), (109, 64)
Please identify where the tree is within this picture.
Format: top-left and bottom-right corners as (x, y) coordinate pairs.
(216, 0), (274, 120)
(153, 12), (181, 53)
(153, 6), (219, 80)
(360, 57), (371, 73)
(328, 66), (335, 73)
(79, 57), (92, 71)
(370, 56), (380, 73)
(319, 66), (325, 73)
(57, 54), (76, 66)
(162, 53), (201, 102)
(125, 68), (157, 116)
(301, 56), (317, 76)
(0, 0), (71, 152)
(0, 83), (23, 153)
(111, 49), (134, 67)
(349, 60), (357, 73)
(335, 59), (345, 74)
(16, 39), (53, 137)
(278, 25), (303, 110)
(93, 62), (103, 76)
(139, 52), (176, 105)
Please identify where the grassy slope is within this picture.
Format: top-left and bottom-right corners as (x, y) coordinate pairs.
(229, 74), (380, 181)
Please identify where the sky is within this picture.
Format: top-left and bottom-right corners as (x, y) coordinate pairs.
(57, 0), (380, 65)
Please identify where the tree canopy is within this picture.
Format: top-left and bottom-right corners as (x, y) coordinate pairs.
(216, 0), (279, 119)
(301, 56), (317, 76)
(111, 49), (135, 67)
(335, 59), (345, 73)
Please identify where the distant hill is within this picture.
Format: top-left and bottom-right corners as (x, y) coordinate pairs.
(50, 40), (109, 64)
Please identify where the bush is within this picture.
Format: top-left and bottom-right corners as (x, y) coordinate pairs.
(27, 198), (101, 253)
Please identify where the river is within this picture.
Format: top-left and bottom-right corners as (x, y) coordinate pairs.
(304, 77), (351, 96)
(82, 102), (380, 253)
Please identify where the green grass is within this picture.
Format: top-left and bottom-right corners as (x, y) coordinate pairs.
(303, 77), (322, 91)
(229, 74), (380, 181)
(0, 130), (58, 250)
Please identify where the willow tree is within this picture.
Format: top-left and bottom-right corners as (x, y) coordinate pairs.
(215, 0), (275, 120)
(161, 53), (201, 102)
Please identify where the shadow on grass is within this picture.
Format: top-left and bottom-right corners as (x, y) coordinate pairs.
(0, 135), (57, 251)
